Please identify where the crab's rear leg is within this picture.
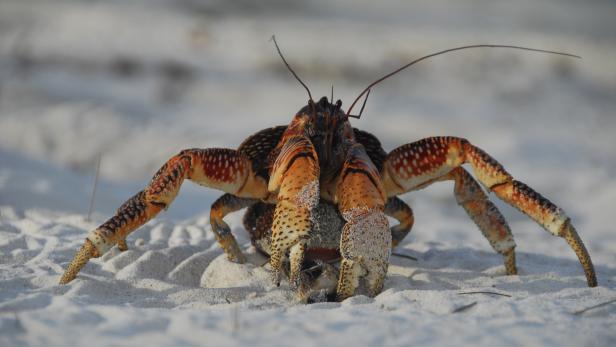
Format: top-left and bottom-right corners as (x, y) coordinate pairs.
(439, 167), (517, 274)
(382, 137), (596, 287)
(385, 196), (414, 247)
(210, 194), (259, 263)
(59, 148), (267, 284)
(336, 143), (391, 301)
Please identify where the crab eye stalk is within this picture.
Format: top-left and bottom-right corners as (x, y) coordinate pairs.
(335, 100), (342, 110)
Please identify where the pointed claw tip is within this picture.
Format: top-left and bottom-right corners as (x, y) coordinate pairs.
(58, 239), (96, 285)
(560, 223), (598, 289)
(58, 275), (74, 285)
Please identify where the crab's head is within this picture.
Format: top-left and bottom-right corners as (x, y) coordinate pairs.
(288, 96), (355, 178)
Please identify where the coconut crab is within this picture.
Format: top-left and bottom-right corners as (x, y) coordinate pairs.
(59, 40), (597, 301)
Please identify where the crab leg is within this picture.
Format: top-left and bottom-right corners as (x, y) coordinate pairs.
(336, 143), (390, 300)
(210, 194), (259, 263)
(59, 148), (267, 284)
(385, 197), (415, 247)
(439, 167), (517, 274)
(382, 136), (596, 287)
(268, 135), (320, 289)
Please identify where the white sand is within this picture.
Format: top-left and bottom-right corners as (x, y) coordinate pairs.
(1, 1), (616, 346)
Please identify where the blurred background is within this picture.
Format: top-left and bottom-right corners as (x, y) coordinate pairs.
(0, 0), (615, 258)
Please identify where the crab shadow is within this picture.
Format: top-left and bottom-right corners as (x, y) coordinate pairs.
(53, 241), (615, 308)
(57, 275), (261, 308)
(386, 246), (616, 295)
(54, 242), (276, 308)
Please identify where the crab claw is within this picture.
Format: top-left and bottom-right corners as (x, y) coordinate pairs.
(336, 208), (391, 301)
(59, 239), (98, 284)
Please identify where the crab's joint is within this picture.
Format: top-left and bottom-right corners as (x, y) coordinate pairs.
(86, 229), (116, 255)
(117, 239), (128, 252)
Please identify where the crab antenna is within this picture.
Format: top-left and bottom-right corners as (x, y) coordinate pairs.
(346, 44), (581, 115)
(270, 35), (314, 103)
(348, 88), (371, 119)
(357, 88), (371, 118)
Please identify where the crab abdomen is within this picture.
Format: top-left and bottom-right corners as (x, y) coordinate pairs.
(242, 200), (344, 261)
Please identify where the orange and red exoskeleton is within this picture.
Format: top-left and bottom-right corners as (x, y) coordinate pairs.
(59, 44), (597, 301)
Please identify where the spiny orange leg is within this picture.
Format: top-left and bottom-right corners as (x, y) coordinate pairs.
(385, 197), (414, 248)
(336, 143), (391, 301)
(438, 167), (517, 274)
(59, 148), (268, 285)
(60, 190), (163, 285)
(210, 194), (259, 263)
(268, 135), (319, 289)
(382, 137), (597, 287)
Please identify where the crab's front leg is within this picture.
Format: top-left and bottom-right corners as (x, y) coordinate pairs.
(382, 137), (596, 287)
(336, 143), (391, 301)
(60, 148), (268, 284)
(268, 135), (320, 289)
